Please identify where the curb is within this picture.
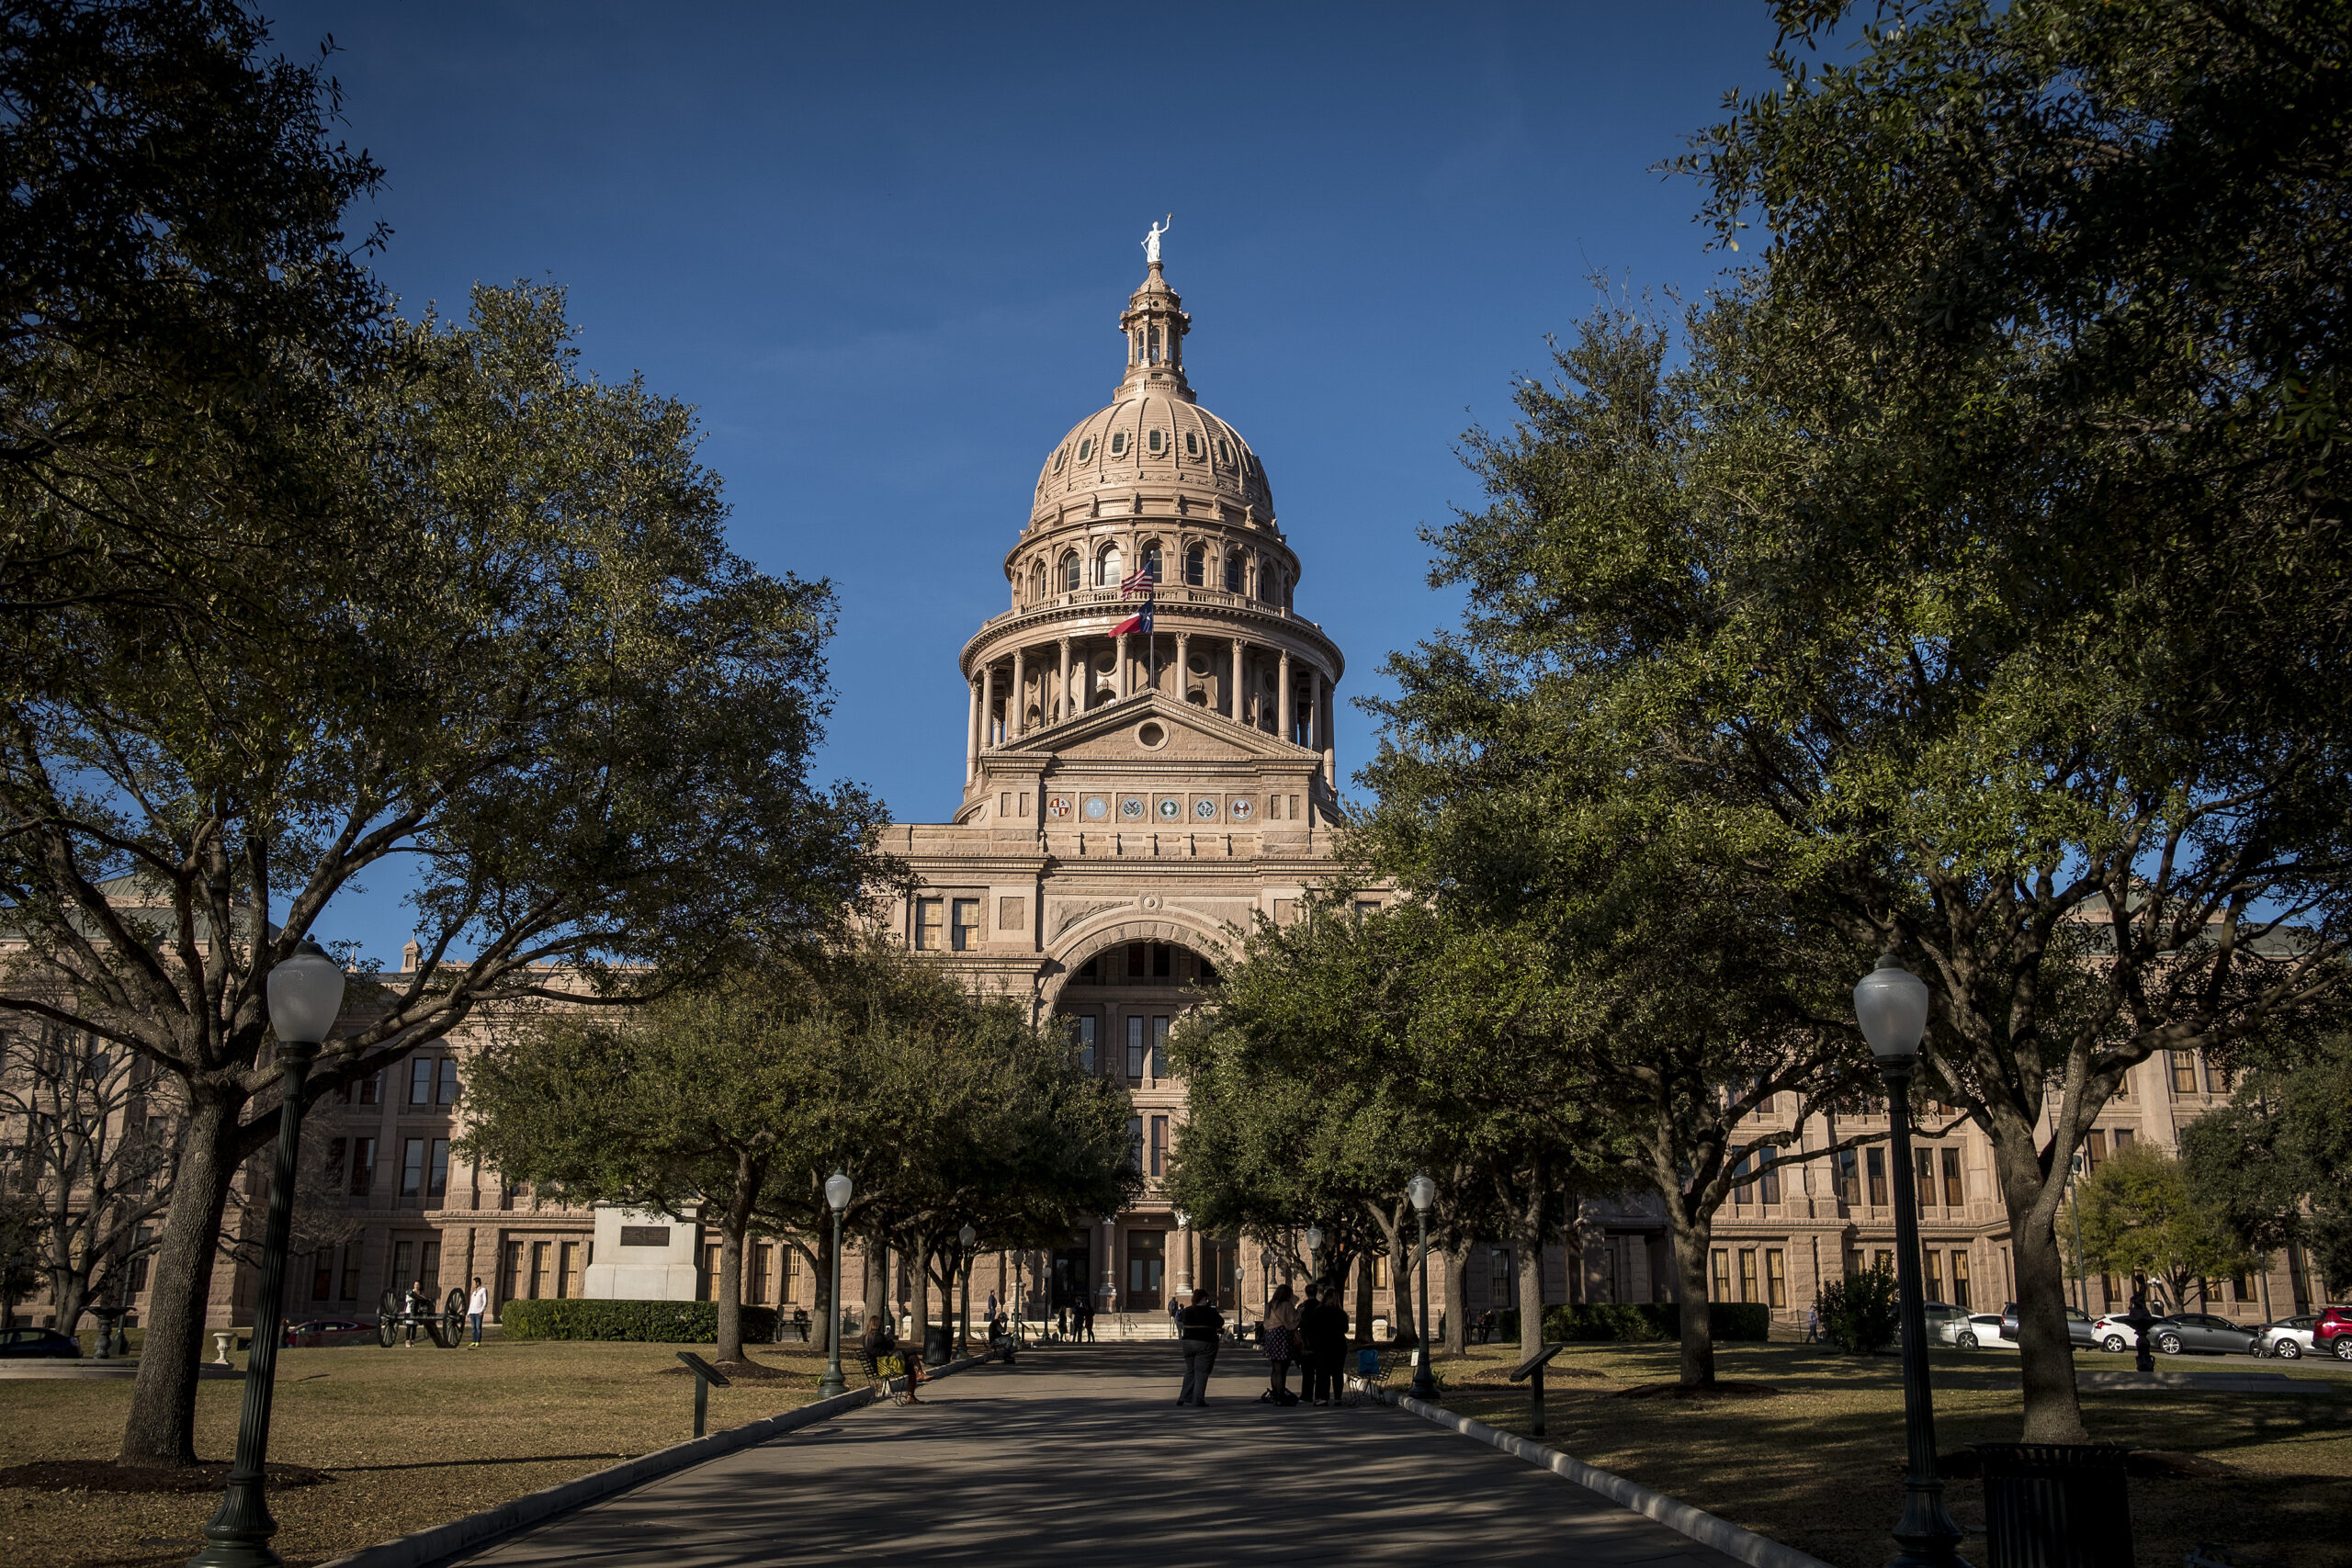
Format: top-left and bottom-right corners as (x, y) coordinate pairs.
(317, 1348), (1004, 1568)
(1351, 1380), (1833, 1568)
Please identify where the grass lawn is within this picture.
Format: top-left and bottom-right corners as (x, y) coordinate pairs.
(1422, 1341), (2352, 1568)
(0, 1336), (846, 1568)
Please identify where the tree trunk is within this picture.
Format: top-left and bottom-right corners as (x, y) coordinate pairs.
(1353, 1254), (1373, 1344)
(1996, 1136), (2090, 1443)
(119, 1095), (241, 1467)
(1512, 1179), (1550, 1360)
(1669, 1201), (1716, 1388)
(1442, 1239), (1468, 1355)
(862, 1231), (888, 1335)
(713, 1168), (759, 1365)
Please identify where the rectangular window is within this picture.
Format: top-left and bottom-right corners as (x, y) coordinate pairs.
(311, 1253), (334, 1302)
(1739, 1248), (1758, 1303)
(410, 1058), (433, 1106)
(1867, 1148), (1888, 1207)
(1710, 1249), (1731, 1302)
(2112, 1126), (2134, 1150)
(914, 898), (944, 951)
(1149, 1115), (1169, 1177)
(1128, 942), (1148, 977)
(750, 1243), (771, 1305)
(1152, 943), (1171, 977)
(437, 1058), (460, 1105)
(357, 1069), (381, 1106)
(1951, 1251), (1972, 1310)
(1126, 1115), (1144, 1172)
(421, 1239), (441, 1292)
(1731, 1155), (1751, 1207)
(950, 898), (980, 951)
(1766, 1248), (1787, 1309)
(1073, 1016), (1096, 1076)
(781, 1245), (797, 1303)
(1941, 1148), (1964, 1208)
(2170, 1050), (2199, 1095)
(533, 1241), (553, 1300)
(391, 1238), (413, 1288)
(1924, 1248), (1944, 1302)
(400, 1137), (425, 1197)
(2083, 1129), (2108, 1178)
(1372, 1254), (1389, 1289)
(1873, 1247), (1894, 1274)
(1151, 1016), (1170, 1077)
(427, 1138), (449, 1198)
(128, 1227), (153, 1296)
(559, 1240), (580, 1300)
(1127, 1015), (1146, 1078)
(1836, 1149), (1860, 1205)
(1758, 1146), (1780, 1204)
(501, 1241), (524, 1303)
(341, 1247), (359, 1301)
(1916, 1147), (1936, 1213)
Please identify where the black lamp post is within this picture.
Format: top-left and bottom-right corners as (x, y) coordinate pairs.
(189, 938), (347, 1568)
(1852, 953), (1972, 1568)
(816, 1172), (853, 1398)
(956, 1223), (977, 1355)
(1407, 1173), (1436, 1399)
(1304, 1224), (1323, 1294)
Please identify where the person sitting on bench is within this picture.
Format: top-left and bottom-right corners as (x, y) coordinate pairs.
(861, 1314), (923, 1404)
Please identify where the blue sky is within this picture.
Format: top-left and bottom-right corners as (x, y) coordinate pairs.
(277, 1), (1787, 966)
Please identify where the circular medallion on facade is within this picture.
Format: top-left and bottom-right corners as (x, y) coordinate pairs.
(1136, 720), (1167, 750)
(1083, 796), (1108, 820)
(1141, 894), (1160, 911)
(1193, 797), (1217, 820)
(1229, 797), (1254, 821)
(1120, 796), (1145, 819)
(1158, 797), (1180, 820)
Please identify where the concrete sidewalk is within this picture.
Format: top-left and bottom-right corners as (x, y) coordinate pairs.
(451, 1343), (1754, 1566)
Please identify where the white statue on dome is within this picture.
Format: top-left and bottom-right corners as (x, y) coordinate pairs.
(1143, 214), (1172, 266)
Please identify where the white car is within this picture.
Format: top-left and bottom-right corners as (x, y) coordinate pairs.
(2258, 1315), (2319, 1359)
(1969, 1313), (2007, 1343)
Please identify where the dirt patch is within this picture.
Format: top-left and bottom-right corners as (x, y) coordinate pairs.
(1614, 1381), (1779, 1399)
(651, 1354), (808, 1382)
(0, 1460), (330, 1494)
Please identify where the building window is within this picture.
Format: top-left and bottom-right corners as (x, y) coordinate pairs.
(1951, 1251), (1972, 1310)
(391, 1238), (413, 1289)
(1152, 1016), (1170, 1077)
(2170, 1050), (2199, 1096)
(400, 1137), (426, 1198)
(410, 1058), (434, 1106)
(437, 1058), (460, 1105)
(1061, 551), (1081, 592)
(1766, 1248), (1787, 1308)
(1072, 1016), (1096, 1075)
(1372, 1253), (1389, 1289)
(1836, 1149), (1859, 1205)
(1184, 544), (1205, 586)
(1924, 1248), (1944, 1303)
(914, 898), (944, 951)
(1758, 1146), (1780, 1204)
(950, 898), (980, 951)
(427, 1138), (450, 1198)
(534, 1242), (554, 1300)
(1128, 942), (1147, 977)
(1053, 446), (1067, 474)
(2083, 1129), (2108, 1179)
(349, 1137), (375, 1196)
(1710, 1249), (1732, 1302)
(1917, 1147), (1936, 1214)
(1739, 1249), (1758, 1303)
(1731, 1155), (1752, 1208)
(422, 1238), (441, 1292)
(502, 1241), (524, 1303)
(128, 1227), (153, 1296)
(1126, 1115), (1144, 1172)
(1148, 428), (1163, 453)
(1941, 1147), (1964, 1208)
(2112, 1126), (2135, 1150)
(1152, 944), (1171, 978)
(1224, 553), (1243, 592)
(1078, 437), (1093, 462)
(342, 1247), (359, 1300)
(1149, 1115), (1169, 1177)
(1127, 1015), (1146, 1078)
(1217, 438), (1233, 464)
(1142, 541), (1162, 581)
(324, 1137), (346, 1192)
(1109, 432), (1127, 457)
(356, 1069), (382, 1105)
(1867, 1148), (1888, 1207)
(1185, 431), (1200, 457)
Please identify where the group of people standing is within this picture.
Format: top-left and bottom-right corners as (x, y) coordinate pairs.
(1055, 1299), (1097, 1341)
(1257, 1281), (1351, 1404)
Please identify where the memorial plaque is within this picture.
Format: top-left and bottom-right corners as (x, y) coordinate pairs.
(619, 1225), (670, 1247)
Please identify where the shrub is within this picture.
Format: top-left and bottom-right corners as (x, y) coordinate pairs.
(1540, 1302), (1770, 1343)
(496, 1298), (781, 1343)
(1816, 1260), (1900, 1353)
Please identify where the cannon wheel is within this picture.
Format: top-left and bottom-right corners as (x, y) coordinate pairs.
(376, 1289), (399, 1348)
(438, 1288), (466, 1348)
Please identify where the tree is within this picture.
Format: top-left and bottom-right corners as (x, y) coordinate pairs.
(2180, 1032), (2352, 1304)
(0, 1193), (45, 1327)
(2075, 1143), (2256, 1311)
(0, 287), (889, 1468)
(1687, 0), (2352, 1440)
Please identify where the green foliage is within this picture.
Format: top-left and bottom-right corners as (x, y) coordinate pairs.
(1816, 1262), (1900, 1355)
(496, 1298), (779, 1344)
(1542, 1303), (1770, 1344)
(2076, 1143), (2257, 1308)
(2181, 1033), (2352, 1291)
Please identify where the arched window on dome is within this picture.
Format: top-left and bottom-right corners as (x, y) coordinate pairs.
(1217, 437), (1233, 465)
(1148, 428), (1163, 454)
(1096, 543), (1122, 588)
(1223, 552), (1244, 594)
(1148, 326), (1162, 363)
(1053, 447), (1068, 474)
(1184, 430), (1199, 457)
(1109, 432), (1127, 457)
(1061, 551), (1081, 593)
(1184, 544), (1205, 587)
(1078, 437), (1094, 462)
(1030, 559), (1046, 603)
(1142, 541), (1162, 583)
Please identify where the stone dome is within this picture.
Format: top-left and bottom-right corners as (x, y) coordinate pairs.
(1027, 261), (1275, 528)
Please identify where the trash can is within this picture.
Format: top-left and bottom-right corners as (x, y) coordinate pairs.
(1972, 1443), (2133, 1568)
(922, 1322), (955, 1366)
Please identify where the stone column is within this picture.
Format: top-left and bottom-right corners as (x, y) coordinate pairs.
(1114, 634), (1129, 699)
(1174, 1216), (1192, 1294)
(1229, 638), (1244, 723)
(1277, 649), (1293, 742)
(1322, 679), (1337, 785)
(1057, 637), (1072, 723)
(1308, 666), (1322, 750)
(1011, 647), (1026, 737)
(966, 678), (979, 782)
(980, 662), (996, 749)
(1174, 631), (1190, 701)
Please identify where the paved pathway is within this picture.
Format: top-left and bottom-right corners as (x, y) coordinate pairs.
(453, 1344), (1751, 1566)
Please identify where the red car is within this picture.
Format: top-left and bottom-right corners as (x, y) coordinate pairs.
(2315, 1305), (2352, 1360)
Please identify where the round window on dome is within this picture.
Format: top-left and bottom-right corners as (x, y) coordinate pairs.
(1110, 432), (1127, 457)
(1078, 437), (1093, 462)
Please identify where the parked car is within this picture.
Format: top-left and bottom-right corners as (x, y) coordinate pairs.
(1908, 1302), (1981, 1348)
(0, 1327), (82, 1359)
(2314, 1305), (2352, 1360)
(2000, 1302), (2098, 1348)
(2091, 1312), (2261, 1356)
(1969, 1313), (2007, 1344)
(2258, 1315), (2319, 1359)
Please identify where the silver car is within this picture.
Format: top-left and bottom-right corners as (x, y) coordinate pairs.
(2093, 1311), (2262, 1356)
(2258, 1314), (2319, 1359)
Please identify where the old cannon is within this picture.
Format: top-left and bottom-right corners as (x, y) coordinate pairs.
(377, 1286), (466, 1348)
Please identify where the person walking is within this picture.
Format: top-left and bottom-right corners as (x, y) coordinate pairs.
(1081, 1297), (1097, 1343)
(1804, 1303), (1821, 1345)
(1176, 1288), (1224, 1404)
(401, 1280), (429, 1348)
(466, 1277), (488, 1348)
(1261, 1282), (1300, 1404)
(1057, 1303), (1069, 1340)
(1306, 1284), (1351, 1405)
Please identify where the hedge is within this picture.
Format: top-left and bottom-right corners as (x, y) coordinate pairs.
(497, 1299), (783, 1343)
(1540, 1302), (1771, 1343)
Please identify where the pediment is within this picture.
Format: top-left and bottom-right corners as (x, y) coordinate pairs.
(996, 692), (1304, 766)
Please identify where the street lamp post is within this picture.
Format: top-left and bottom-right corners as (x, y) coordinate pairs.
(1304, 1224), (1323, 1294)
(956, 1223), (977, 1355)
(189, 938), (347, 1568)
(1407, 1174), (1436, 1399)
(816, 1172), (854, 1398)
(1852, 953), (1972, 1568)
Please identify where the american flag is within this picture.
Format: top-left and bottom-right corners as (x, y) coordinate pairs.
(1119, 566), (1156, 598)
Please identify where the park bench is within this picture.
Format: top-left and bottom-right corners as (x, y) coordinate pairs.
(1347, 1345), (1429, 1405)
(853, 1345), (917, 1405)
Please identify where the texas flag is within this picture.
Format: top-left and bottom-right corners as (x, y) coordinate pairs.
(1112, 601), (1154, 638)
